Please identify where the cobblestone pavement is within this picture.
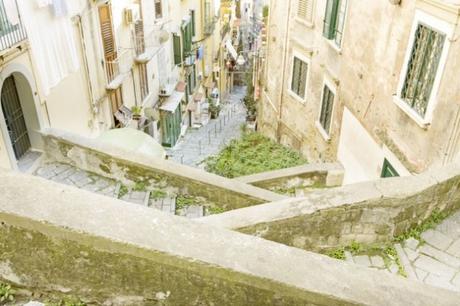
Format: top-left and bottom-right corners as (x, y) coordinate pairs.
(344, 211), (460, 292)
(167, 86), (247, 168)
(34, 162), (203, 219)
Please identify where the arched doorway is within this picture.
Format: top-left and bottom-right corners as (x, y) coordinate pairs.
(0, 71), (43, 171)
(1, 75), (31, 159)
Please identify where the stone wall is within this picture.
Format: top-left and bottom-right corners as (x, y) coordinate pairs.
(236, 162), (344, 190)
(0, 170), (459, 305)
(41, 129), (286, 211)
(200, 163), (460, 252)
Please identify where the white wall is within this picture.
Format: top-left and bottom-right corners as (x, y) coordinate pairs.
(338, 108), (410, 184)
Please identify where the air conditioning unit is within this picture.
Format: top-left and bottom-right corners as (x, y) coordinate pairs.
(124, 5), (140, 25)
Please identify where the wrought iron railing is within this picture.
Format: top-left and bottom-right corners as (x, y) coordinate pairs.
(0, 0), (27, 52)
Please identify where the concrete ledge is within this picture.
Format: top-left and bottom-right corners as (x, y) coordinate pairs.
(200, 163), (460, 251)
(41, 128), (286, 210)
(0, 170), (459, 305)
(236, 163), (344, 189)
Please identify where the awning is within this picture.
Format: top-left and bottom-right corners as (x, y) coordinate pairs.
(225, 39), (238, 60)
(175, 81), (186, 92)
(160, 91), (185, 113)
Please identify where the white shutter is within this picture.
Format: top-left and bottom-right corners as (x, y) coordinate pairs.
(297, 0), (314, 23)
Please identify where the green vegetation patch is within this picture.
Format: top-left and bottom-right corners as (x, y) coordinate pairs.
(205, 132), (307, 178)
(394, 209), (449, 243)
(0, 282), (15, 303)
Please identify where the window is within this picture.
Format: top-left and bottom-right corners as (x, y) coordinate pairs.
(98, 4), (118, 82)
(319, 84), (334, 134)
(154, 0), (162, 19)
(297, 0), (314, 23)
(181, 20), (193, 57)
(400, 24), (445, 118)
(290, 57), (308, 100)
(173, 33), (181, 65)
(381, 159), (399, 178)
(323, 0), (347, 47)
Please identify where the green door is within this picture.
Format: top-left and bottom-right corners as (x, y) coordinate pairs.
(381, 159), (399, 178)
(161, 104), (182, 147)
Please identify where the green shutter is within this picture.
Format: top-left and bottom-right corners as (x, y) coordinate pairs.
(182, 21), (193, 56)
(323, 0), (339, 40)
(191, 10), (196, 36)
(320, 85), (334, 133)
(173, 33), (182, 65)
(381, 159), (399, 178)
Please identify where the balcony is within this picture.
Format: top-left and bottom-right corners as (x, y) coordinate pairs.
(105, 49), (133, 90)
(134, 29), (162, 64)
(0, 0), (27, 53)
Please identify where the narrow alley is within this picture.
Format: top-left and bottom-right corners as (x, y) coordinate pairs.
(166, 86), (247, 168)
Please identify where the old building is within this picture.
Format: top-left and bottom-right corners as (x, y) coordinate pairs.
(0, 0), (226, 170)
(259, 0), (460, 183)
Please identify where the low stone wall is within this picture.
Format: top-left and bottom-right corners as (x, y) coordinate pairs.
(200, 163), (460, 252)
(236, 163), (344, 190)
(0, 170), (458, 305)
(41, 129), (286, 211)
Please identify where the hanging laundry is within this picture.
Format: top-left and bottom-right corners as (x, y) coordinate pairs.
(3, 0), (19, 25)
(197, 46), (204, 60)
(36, 0), (52, 8)
(52, 0), (67, 17)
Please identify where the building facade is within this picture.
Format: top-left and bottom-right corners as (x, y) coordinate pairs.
(259, 0), (460, 184)
(0, 0), (225, 170)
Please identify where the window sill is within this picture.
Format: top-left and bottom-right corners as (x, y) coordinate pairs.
(287, 89), (306, 104)
(295, 17), (314, 29)
(325, 38), (342, 54)
(392, 96), (430, 129)
(315, 121), (331, 142)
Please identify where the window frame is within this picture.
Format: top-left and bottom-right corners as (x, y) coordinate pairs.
(287, 51), (310, 103)
(154, 0), (163, 19)
(316, 77), (337, 141)
(394, 10), (453, 128)
(322, 0), (348, 50)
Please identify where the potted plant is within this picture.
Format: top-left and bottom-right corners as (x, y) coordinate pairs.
(131, 105), (143, 120)
(209, 98), (221, 119)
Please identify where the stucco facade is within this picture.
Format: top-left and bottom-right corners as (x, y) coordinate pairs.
(260, 0), (460, 184)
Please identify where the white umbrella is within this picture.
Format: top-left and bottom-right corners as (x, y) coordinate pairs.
(97, 128), (166, 159)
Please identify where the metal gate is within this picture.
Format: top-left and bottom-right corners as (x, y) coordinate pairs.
(1, 75), (31, 159)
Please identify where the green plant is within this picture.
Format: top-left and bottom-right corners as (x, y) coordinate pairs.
(205, 132), (307, 178)
(133, 181), (146, 192)
(347, 240), (363, 255)
(394, 209), (448, 242)
(176, 195), (198, 211)
(131, 105), (143, 117)
(0, 283), (14, 303)
(118, 185), (129, 199)
(150, 189), (167, 200)
(206, 206), (225, 215)
(326, 247), (346, 260)
(384, 246), (407, 277)
(208, 98), (221, 119)
(263, 5), (269, 18)
(47, 298), (87, 306)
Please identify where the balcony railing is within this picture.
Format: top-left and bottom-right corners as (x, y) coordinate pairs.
(105, 49), (133, 89)
(0, 0), (27, 53)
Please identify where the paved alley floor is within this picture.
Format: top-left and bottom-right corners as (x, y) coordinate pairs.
(166, 86), (247, 167)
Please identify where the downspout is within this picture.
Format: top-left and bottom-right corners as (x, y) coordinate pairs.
(75, 15), (97, 124)
(276, 0), (292, 141)
(443, 12), (460, 164)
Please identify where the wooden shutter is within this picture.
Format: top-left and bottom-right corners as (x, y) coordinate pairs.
(298, 0), (314, 23)
(173, 33), (182, 65)
(98, 4), (116, 60)
(323, 0), (339, 39)
(155, 0), (162, 19)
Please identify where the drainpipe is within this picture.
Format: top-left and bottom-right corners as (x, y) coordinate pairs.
(443, 13), (460, 164)
(74, 14), (97, 124)
(276, 0), (292, 141)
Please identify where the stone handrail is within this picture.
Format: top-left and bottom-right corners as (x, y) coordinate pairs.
(199, 163), (460, 251)
(40, 128), (286, 211)
(0, 170), (458, 305)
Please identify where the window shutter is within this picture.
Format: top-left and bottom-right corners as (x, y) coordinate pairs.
(191, 10), (196, 36)
(320, 85), (334, 133)
(298, 0), (314, 23)
(173, 33), (181, 65)
(155, 0), (162, 19)
(323, 0), (339, 39)
(98, 5), (116, 60)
